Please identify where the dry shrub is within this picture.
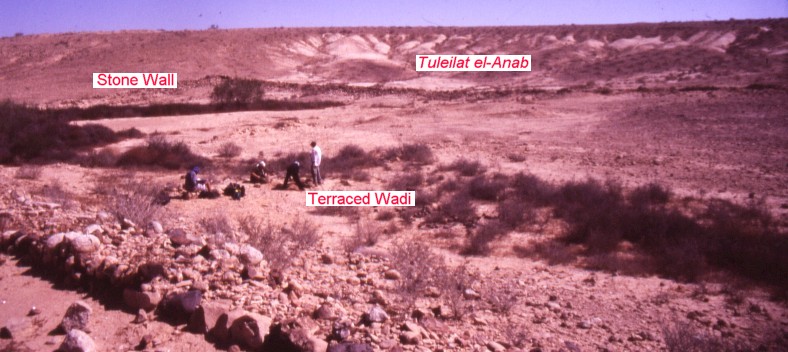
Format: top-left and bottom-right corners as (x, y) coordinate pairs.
(105, 178), (164, 227)
(388, 172), (423, 191)
(662, 320), (751, 352)
(117, 135), (208, 170)
(239, 216), (290, 274)
(344, 219), (382, 252)
(384, 143), (434, 164)
(199, 214), (234, 235)
(267, 151), (310, 174)
(497, 198), (537, 229)
(240, 216), (320, 276)
(283, 217), (320, 252)
(323, 144), (383, 177)
(14, 165), (42, 180)
(468, 174), (507, 201)
(442, 159), (486, 177)
(463, 220), (507, 256)
(376, 210), (396, 221)
(509, 172), (556, 206)
(427, 192), (476, 226)
(629, 182), (671, 207)
(485, 281), (519, 315)
(217, 142), (242, 158)
(39, 181), (77, 209)
(434, 263), (475, 320)
(390, 241), (444, 309)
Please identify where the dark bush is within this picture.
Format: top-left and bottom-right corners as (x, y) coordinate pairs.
(464, 220), (507, 255)
(388, 172), (423, 192)
(629, 183), (671, 207)
(384, 143), (434, 164)
(427, 192), (476, 226)
(268, 152), (310, 174)
(497, 198), (536, 229)
(217, 141), (243, 158)
(14, 165), (42, 180)
(443, 159), (486, 177)
(117, 136), (208, 170)
(211, 77), (264, 106)
(468, 174), (508, 201)
(323, 144), (384, 177)
(509, 172), (556, 205)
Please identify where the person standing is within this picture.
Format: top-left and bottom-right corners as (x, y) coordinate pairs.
(311, 141), (322, 185)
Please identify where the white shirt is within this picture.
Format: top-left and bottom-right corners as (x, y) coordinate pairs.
(312, 145), (322, 166)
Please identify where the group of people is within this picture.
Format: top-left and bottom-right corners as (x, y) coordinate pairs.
(183, 141), (323, 196)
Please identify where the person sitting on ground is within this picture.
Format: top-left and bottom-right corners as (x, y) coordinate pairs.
(250, 161), (269, 184)
(283, 160), (305, 190)
(184, 166), (211, 193)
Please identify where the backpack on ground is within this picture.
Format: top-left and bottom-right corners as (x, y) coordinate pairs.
(223, 183), (246, 200)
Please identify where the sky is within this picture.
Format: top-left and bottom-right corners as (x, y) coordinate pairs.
(1, 0), (785, 37)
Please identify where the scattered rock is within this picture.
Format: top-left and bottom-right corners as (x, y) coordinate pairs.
(84, 224), (102, 235)
(329, 320), (351, 342)
(59, 329), (96, 352)
(313, 303), (338, 321)
(463, 288), (481, 300)
(487, 341), (506, 352)
(28, 306), (40, 316)
(168, 229), (203, 247)
(69, 233), (101, 254)
(161, 290), (202, 323)
(149, 221), (164, 234)
(189, 301), (233, 341)
(229, 311), (272, 350)
(400, 331), (421, 345)
(321, 253), (335, 264)
(123, 288), (162, 311)
(384, 269), (401, 280)
(239, 244), (264, 265)
(362, 305), (389, 324)
(60, 301), (92, 333)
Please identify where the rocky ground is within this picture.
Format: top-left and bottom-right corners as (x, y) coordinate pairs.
(1, 19), (787, 352)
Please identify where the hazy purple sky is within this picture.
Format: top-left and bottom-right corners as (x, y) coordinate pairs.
(1, 0), (785, 37)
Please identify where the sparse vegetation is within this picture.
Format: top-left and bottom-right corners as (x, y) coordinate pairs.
(217, 142), (243, 158)
(442, 159), (486, 177)
(105, 178), (165, 227)
(117, 135), (208, 170)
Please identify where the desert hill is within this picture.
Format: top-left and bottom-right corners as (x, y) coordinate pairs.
(0, 19), (785, 105)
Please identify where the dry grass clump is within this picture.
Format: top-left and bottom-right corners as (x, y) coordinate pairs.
(80, 148), (120, 168)
(389, 241), (444, 309)
(463, 220), (507, 256)
(662, 320), (755, 352)
(240, 216), (320, 277)
(117, 135), (208, 170)
(343, 219), (383, 252)
(104, 178), (165, 227)
(199, 214), (234, 235)
(426, 192), (477, 226)
(216, 141), (242, 158)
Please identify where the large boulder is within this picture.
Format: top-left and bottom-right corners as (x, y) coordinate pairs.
(161, 290), (202, 323)
(229, 312), (272, 350)
(59, 329), (96, 352)
(189, 300), (233, 341)
(60, 301), (92, 333)
(239, 244), (264, 265)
